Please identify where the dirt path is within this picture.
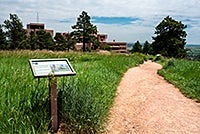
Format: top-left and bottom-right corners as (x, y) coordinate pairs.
(104, 61), (200, 134)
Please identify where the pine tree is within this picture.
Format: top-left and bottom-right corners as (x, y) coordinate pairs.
(72, 11), (98, 52)
(152, 16), (187, 58)
(35, 29), (55, 50)
(54, 33), (66, 50)
(142, 41), (152, 55)
(3, 14), (27, 49)
(130, 41), (142, 53)
(65, 33), (76, 51)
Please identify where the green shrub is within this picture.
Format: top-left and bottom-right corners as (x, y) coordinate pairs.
(132, 52), (149, 61)
(102, 44), (112, 51)
(158, 59), (200, 102)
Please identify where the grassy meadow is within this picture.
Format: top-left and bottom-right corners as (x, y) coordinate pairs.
(1, 50), (199, 133)
(0, 50), (144, 133)
(186, 45), (200, 59)
(158, 58), (200, 102)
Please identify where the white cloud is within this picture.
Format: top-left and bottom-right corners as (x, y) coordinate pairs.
(0, 0), (200, 44)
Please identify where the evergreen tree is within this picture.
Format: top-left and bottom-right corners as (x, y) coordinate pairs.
(3, 14), (27, 49)
(35, 30), (45, 50)
(152, 16), (187, 58)
(142, 41), (152, 55)
(90, 36), (100, 50)
(29, 31), (38, 50)
(54, 33), (66, 50)
(65, 33), (76, 51)
(130, 41), (142, 53)
(54, 32), (76, 51)
(72, 11), (98, 52)
(0, 25), (7, 50)
(35, 29), (55, 50)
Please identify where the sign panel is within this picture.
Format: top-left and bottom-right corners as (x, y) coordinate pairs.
(29, 58), (76, 78)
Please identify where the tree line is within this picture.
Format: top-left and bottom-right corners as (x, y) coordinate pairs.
(0, 12), (99, 51)
(0, 14), (55, 50)
(0, 12), (187, 58)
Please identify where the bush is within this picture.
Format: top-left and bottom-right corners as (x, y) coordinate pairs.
(102, 44), (112, 51)
(158, 59), (200, 102)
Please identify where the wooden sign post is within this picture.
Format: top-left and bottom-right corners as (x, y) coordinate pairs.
(49, 76), (58, 131)
(29, 58), (76, 132)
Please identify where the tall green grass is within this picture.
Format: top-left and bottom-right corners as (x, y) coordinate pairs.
(0, 50), (144, 133)
(158, 59), (200, 102)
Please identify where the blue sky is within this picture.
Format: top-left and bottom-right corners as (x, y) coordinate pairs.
(91, 17), (141, 25)
(0, 0), (200, 44)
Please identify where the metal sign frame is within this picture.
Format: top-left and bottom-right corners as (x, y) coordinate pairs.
(29, 58), (76, 78)
(29, 58), (76, 132)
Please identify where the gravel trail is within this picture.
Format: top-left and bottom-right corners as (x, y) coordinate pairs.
(105, 61), (200, 134)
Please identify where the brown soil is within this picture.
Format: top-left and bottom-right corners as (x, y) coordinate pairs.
(104, 61), (200, 134)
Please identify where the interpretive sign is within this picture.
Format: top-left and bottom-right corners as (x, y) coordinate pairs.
(29, 58), (76, 132)
(29, 58), (76, 78)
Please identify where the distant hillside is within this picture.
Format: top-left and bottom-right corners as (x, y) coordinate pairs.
(127, 43), (134, 50)
(128, 43), (200, 48)
(127, 43), (200, 58)
(127, 42), (144, 50)
(186, 44), (200, 59)
(186, 44), (200, 47)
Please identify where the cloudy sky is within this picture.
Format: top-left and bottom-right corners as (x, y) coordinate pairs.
(0, 0), (200, 44)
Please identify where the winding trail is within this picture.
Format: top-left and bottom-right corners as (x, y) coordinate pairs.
(105, 61), (200, 134)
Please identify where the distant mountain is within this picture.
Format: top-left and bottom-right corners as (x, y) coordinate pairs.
(186, 44), (200, 47)
(127, 43), (200, 48)
(127, 42), (145, 50)
(127, 43), (200, 59)
(186, 44), (200, 59)
(127, 43), (133, 48)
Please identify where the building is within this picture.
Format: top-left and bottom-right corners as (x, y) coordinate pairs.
(54, 32), (127, 53)
(26, 23), (54, 36)
(102, 40), (127, 53)
(97, 34), (127, 53)
(97, 34), (107, 42)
